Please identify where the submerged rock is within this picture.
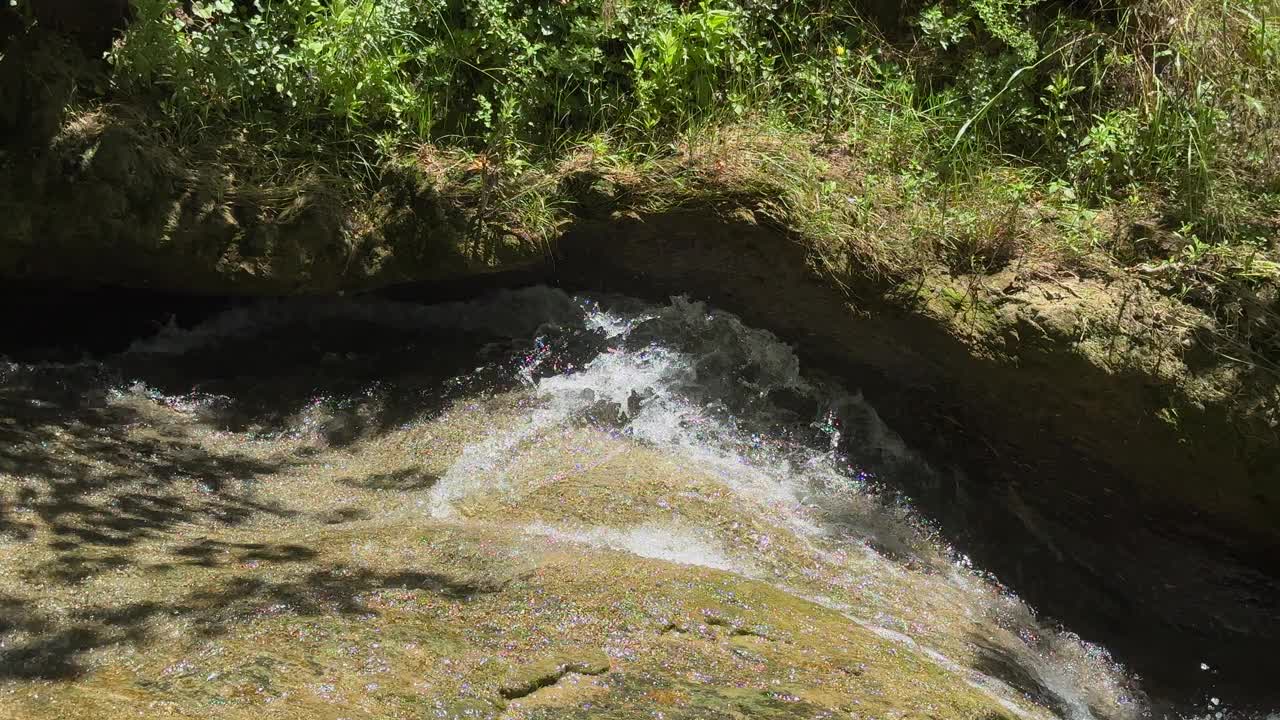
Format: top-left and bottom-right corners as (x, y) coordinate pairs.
(0, 365), (1052, 720)
(499, 649), (611, 699)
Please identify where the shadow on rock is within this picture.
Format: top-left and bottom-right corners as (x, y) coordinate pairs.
(0, 562), (499, 681)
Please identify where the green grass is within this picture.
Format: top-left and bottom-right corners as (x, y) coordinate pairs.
(8, 0), (1278, 369)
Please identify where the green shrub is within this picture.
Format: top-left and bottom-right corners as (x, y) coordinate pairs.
(100, 0), (1276, 262)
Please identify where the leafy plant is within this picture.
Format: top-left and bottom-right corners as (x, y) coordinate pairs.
(94, 0), (1277, 337)
(627, 3), (753, 134)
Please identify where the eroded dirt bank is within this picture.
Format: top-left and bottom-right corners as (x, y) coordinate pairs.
(4, 103), (1276, 547)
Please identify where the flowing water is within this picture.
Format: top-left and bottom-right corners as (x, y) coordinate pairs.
(0, 287), (1275, 720)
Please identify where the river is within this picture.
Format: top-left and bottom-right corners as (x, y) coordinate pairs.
(0, 287), (1275, 719)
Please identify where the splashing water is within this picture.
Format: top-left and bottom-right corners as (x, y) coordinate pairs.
(3, 287), (1275, 720)
(412, 291), (1161, 720)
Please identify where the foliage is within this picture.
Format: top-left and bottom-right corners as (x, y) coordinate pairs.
(626, 3), (756, 133)
(64, 0), (1277, 365)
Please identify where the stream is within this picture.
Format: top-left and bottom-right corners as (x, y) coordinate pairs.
(1, 287), (1277, 720)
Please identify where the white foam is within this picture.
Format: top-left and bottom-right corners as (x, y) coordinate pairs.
(523, 521), (752, 575)
(418, 290), (1152, 720)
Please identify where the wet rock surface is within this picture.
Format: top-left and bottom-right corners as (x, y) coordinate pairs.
(0, 292), (1156, 720)
(2, 290), (1274, 719)
(499, 649), (611, 699)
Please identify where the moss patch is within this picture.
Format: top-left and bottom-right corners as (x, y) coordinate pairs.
(0, 381), (1055, 720)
